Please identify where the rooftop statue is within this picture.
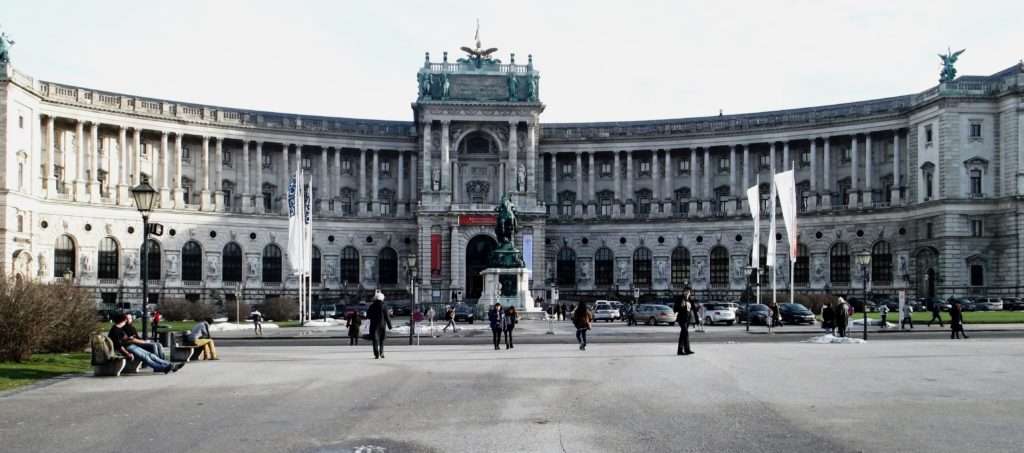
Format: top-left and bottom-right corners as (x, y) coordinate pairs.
(938, 48), (965, 83)
(507, 72), (518, 99)
(0, 28), (15, 65)
(460, 20), (498, 69)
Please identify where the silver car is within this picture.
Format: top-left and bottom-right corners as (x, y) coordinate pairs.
(593, 302), (618, 322)
(702, 303), (737, 325)
(974, 297), (1003, 311)
(635, 304), (677, 325)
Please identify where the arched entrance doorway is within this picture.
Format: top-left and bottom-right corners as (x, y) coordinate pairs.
(915, 247), (938, 298)
(465, 235), (498, 301)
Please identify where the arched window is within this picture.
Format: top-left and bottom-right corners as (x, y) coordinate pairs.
(262, 244), (282, 283)
(181, 241), (203, 281)
(97, 237), (119, 279)
(671, 247), (690, 286)
(871, 241), (893, 284)
(142, 239), (161, 280)
(830, 242), (851, 284)
(594, 247), (614, 286)
(222, 242), (242, 282)
(556, 247), (576, 287)
(633, 247), (652, 288)
(794, 244), (810, 286)
(340, 246), (360, 284)
(378, 247), (398, 285)
(710, 246), (729, 288)
(312, 247), (322, 284)
(54, 235), (76, 277)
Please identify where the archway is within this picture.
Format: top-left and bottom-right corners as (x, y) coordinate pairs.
(915, 247), (939, 298)
(465, 235), (498, 300)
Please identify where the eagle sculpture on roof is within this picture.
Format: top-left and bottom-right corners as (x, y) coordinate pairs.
(460, 19), (498, 68)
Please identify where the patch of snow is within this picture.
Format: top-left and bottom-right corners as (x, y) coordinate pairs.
(212, 317), (229, 323)
(389, 323), (488, 336)
(303, 319), (342, 327)
(209, 322), (280, 332)
(802, 334), (866, 344)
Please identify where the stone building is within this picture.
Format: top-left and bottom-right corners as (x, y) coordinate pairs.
(2, 44), (1022, 308)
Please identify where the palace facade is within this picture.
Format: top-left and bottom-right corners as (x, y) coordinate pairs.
(2, 48), (1023, 308)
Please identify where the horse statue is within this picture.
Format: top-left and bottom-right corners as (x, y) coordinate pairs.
(494, 194), (519, 246)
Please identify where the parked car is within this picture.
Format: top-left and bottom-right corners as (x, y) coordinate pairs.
(744, 304), (772, 326)
(702, 303), (736, 325)
(388, 303), (412, 316)
(635, 304), (677, 325)
(947, 297), (976, 312)
(779, 303), (817, 325)
(846, 297), (877, 313)
(974, 297), (1003, 311)
(1002, 297), (1024, 311)
(593, 302), (619, 322)
(920, 297), (950, 312)
(96, 309), (121, 322)
(343, 303), (370, 319)
(312, 304), (337, 319)
(453, 303), (475, 323)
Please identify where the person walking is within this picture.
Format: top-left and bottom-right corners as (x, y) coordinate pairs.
(427, 306), (437, 338)
(346, 311), (362, 345)
(442, 305), (457, 333)
(696, 302), (707, 332)
(901, 303), (914, 330)
(928, 301), (944, 327)
(250, 309), (264, 336)
(950, 302), (968, 339)
(674, 291), (693, 355)
(572, 302), (592, 350)
(367, 291), (392, 359)
(835, 297), (850, 337)
(626, 303), (637, 326)
(488, 303), (505, 350)
(821, 302), (835, 335)
(151, 310), (162, 342)
(690, 297), (702, 332)
(878, 304), (889, 329)
(504, 306), (519, 349)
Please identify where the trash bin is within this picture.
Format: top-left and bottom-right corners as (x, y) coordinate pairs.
(157, 328), (172, 348)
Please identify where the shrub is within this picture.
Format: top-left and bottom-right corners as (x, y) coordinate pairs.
(225, 298), (250, 322)
(159, 298), (216, 322)
(40, 282), (95, 354)
(261, 297), (298, 322)
(0, 277), (93, 362)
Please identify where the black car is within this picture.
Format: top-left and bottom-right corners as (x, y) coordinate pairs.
(389, 304), (412, 316)
(947, 297), (976, 312)
(453, 303), (475, 323)
(1003, 297), (1024, 311)
(343, 303), (370, 319)
(742, 304), (771, 325)
(779, 303), (816, 325)
(845, 297), (877, 313)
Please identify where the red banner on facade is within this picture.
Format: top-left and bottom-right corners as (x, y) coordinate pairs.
(459, 214), (497, 226)
(431, 233), (442, 278)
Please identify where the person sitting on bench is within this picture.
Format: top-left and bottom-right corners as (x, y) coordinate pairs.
(123, 313), (166, 360)
(109, 313), (182, 374)
(185, 318), (219, 360)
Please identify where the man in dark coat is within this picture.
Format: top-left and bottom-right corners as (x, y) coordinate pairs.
(928, 301), (944, 327)
(674, 291), (694, 355)
(821, 302), (835, 335)
(488, 303), (505, 350)
(367, 291), (392, 359)
(950, 302), (968, 339)
(835, 298), (850, 337)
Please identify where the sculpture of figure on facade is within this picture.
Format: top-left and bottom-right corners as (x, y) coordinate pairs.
(207, 256), (219, 276)
(432, 168), (441, 191)
(516, 164), (526, 192)
(326, 262), (337, 280)
(38, 254), (47, 277)
(578, 260), (591, 281)
(247, 256), (259, 277)
(418, 72), (432, 99)
(167, 255), (179, 275)
(731, 260), (745, 284)
(81, 255), (93, 275)
(898, 255), (908, 276)
(618, 260), (629, 281)
(0, 30), (14, 65)
(440, 72), (450, 99)
(693, 259), (706, 283)
(814, 256), (825, 281)
(656, 259), (667, 281)
(938, 48), (966, 83)
(546, 260), (555, 281)
(507, 72), (518, 100)
(364, 259), (376, 282)
(527, 76), (538, 101)
(125, 254), (137, 274)
(776, 263), (788, 287)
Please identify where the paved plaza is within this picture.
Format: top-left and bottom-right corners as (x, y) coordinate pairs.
(3, 338), (1023, 453)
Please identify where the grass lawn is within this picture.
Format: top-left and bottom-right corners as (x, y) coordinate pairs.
(863, 311), (1024, 324)
(0, 353), (91, 392)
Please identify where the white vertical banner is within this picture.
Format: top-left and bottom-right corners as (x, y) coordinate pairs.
(287, 167), (304, 276)
(774, 169), (799, 262)
(746, 184), (760, 266)
(766, 180), (777, 268)
(522, 233), (534, 272)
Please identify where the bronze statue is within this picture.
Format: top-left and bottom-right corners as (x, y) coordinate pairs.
(460, 19), (498, 69)
(495, 193), (518, 245)
(0, 29), (15, 65)
(507, 72), (518, 100)
(938, 48), (965, 83)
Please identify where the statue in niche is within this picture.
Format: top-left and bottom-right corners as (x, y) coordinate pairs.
(167, 255), (179, 275)
(81, 255), (93, 275)
(38, 254), (47, 277)
(938, 48), (966, 83)
(656, 259), (667, 281)
(207, 256), (219, 276)
(507, 72), (518, 99)
(432, 168), (441, 191)
(814, 256), (826, 281)
(693, 259), (706, 282)
(618, 260), (629, 281)
(125, 254), (137, 274)
(247, 256), (259, 277)
(516, 164), (526, 192)
(364, 259), (376, 282)
(326, 261), (337, 280)
(898, 255), (908, 276)
(440, 72), (450, 99)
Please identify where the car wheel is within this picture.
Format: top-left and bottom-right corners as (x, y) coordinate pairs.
(647, 317), (655, 326)
(726, 321), (734, 326)
(705, 316), (713, 325)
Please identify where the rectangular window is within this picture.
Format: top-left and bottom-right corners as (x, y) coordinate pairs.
(182, 146), (191, 163)
(638, 160), (651, 177)
(561, 163), (574, 178)
(223, 150), (232, 167)
(140, 143), (149, 157)
(758, 153), (770, 169)
(140, 173), (150, 185)
(971, 220), (983, 237)
(678, 159), (690, 174)
(970, 122), (982, 138)
(341, 159), (352, 174)
(381, 160), (392, 177)
(970, 265), (984, 286)
(717, 158), (729, 173)
(302, 157), (312, 170)
(841, 147), (851, 163)
(599, 198), (613, 218)
(600, 162), (612, 177)
(969, 171), (982, 196)
(926, 222), (933, 239)
(925, 125), (933, 144)
(262, 154), (272, 169)
(800, 151), (811, 167)
(224, 189), (232, 208)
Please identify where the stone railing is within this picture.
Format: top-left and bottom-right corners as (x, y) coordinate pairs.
(424, 61), (534, 75)
(33, 80), (417, 139)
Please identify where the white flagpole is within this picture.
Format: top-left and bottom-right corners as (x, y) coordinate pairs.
(790, 161), (796, 305)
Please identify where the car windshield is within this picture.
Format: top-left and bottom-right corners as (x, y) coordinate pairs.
(707, 304), (729, 310)
(749, 304), (769, 312)
(783, 304), (810, 312)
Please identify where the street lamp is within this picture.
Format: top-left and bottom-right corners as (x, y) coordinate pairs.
(855, 250), (872, 340)
(131, 182), (159, 339)
(406, 253), (418, 345)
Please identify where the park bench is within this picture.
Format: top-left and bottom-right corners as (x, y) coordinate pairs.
(170, 332), (205, 362)
(90, 334), (143, 377)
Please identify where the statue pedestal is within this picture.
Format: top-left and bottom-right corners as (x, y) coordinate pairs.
(478, 267), (542, 317)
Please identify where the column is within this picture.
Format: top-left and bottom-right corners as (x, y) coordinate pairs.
(359, 148), (368, 214)
(588, 152), (596, 206)
(214, 138), (224, 212)
(625, 151), (634, 216)
(809, 139), (818, 192)
(132, 128), (141, 187)
(783, 141), (790, 170)
(255, 141), (264, 213)
(864, 133), (873, 205)
(74, 121), (86, 200)
(689, 149), (698, 197)
(742, 144), (750, 189)
(334, 147), (342, 211)
(372, 149), (380, 215)
(527, 123), (538, 199)
(397, 151), (405, 215)
(664, 150), (672, 201)
(173, 133), (184, 208)
(891, 130), (902, 205)
(159, 132), (171, 208)
(651, 150), (660, 200)
(241, 141), (251, 212)
(89, 122), (100, 202)
(117, 126), (130, 205)
(508, 120), (518, 193)
(440, 121), (450, 192)
(850, 135), (859, 207)
(409, 154), (418, 204)
(613, 151), (621, 201)
(200, 136), (212, 211)
(320, 146), (329, 210)
(702, 147), (711, 199)
(422, 121), (432, 193)
(769, 142), (776, 179)
(575, 152), (583, 217)
(822, 137), (831, 209)
(550, 153), (558, 205)
(279, 144), (289, 215)
(45, 116), (57, 196)
(729, 146), (737, 194)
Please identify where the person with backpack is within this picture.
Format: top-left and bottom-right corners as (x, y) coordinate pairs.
(249, 309), (264, 336)
(572, 303), (592, 350)
(504, 306), (519, 349)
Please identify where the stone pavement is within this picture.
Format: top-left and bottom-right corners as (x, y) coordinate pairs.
(3, 339), (1024, 452)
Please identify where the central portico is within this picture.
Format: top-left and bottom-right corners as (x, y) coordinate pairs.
(413, 43), (547, 304)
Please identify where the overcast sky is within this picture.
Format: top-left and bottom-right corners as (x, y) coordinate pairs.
(5, 1), (1022, 123)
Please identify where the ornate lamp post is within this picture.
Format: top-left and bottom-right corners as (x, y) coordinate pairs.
(406, 253), (418, 345)
(131, 182), (159, 339)
(856, 250), (872, 340)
